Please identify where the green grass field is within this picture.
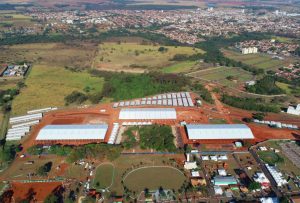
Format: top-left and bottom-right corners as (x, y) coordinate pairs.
(123, 166), (185, 193)
(190, 67), (253, 88)
(11, 65), (104, 115)
(108, 155), (186, 196)
(222, 49), (292, 71)
(162, 61), (198, 73)
(93, 42), (203, 72)
(257, 151), (284, 165)
(93, 163), (114, 189)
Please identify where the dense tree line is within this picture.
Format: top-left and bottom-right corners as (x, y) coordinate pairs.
(90, 70), (190, 101)
(139, 125), (176, 152)
(246, 76), (284, 95)
(27, 144), (122, 163)
(221, 94), (280, 113)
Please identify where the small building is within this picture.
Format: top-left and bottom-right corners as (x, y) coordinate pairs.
(287, 104), (300, 116)
(214, 185), (223, 195)
(218, 169), (227, 176)
(241, 47), (258, 54)
(260, 197), (279, 203)
(213, 176), (238, 186)
(184, 162), (197, 170)
(253, 172), (270, 189)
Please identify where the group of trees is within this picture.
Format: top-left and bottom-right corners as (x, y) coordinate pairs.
(122, 127), (138, 149)
(191, 83), (214, 103)
(246, 76), (285, 95)
(90, 70), (190, 101)
(139, 125), (176, 152)
(221, 94), (280, 113)
(27, 144), (123, 163)
(37, 161), (52, 176)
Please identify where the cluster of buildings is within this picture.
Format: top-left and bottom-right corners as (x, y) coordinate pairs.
(237, 40), (299, 56)
(0, 64), (29, 78)
(275, 63), (300, 80)
(6, 107), (57, 141)
(26, 7), (300, 44)
(253, 119), (299, 129)
(240, 47), (258, 55)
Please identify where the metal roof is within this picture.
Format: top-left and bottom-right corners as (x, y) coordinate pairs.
(119, 108), (177, 120)
(36, 124), (108, 140)
(186, 124), (254, 140)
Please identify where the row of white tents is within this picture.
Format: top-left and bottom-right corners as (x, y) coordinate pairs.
(253, 119), (298, 129)
(6, 107), (57, 141)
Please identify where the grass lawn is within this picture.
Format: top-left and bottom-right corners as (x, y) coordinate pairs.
(93, 163), (114, 190)
(123, 166), (185, 193)
(162, 61), (197, 73)
(209, 118), (228, 124)
(257, 151), (284, 165)
(276, 82), (292, 94)
(65, 165), (85, 180)
(222, 49), (292, 71)
(190, 67), (253, 88)
(11, 65), (104, 115)
(93, 42), (203, 72)
(109, 154), (186, 196)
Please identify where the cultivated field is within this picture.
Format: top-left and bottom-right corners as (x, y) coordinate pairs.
(93, 42), (203, 72)
(0, 12), (33, 31)
(222, 49), (292, 71)
(11, 65), (104, 115)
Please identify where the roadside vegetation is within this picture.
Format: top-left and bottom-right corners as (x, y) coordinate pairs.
(221, 95), (280, 113)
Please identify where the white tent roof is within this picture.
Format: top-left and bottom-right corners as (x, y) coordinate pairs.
(119, 108), (176, 120)
(186, 124), (254, 140)
(36, 124), (108, 140)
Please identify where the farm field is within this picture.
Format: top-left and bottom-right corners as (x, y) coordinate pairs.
(222, 49), (292, 71)
(93, 42), (203, 72)
(93, 163), (114, 189)
(0, 13), (33, 30)
(189, 67), (253, 88)
(11, 65), (104, 115)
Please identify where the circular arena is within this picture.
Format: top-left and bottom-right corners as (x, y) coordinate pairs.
(123, 166), (186, 193)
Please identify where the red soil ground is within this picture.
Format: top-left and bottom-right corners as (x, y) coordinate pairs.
(10, 181), (62, 202)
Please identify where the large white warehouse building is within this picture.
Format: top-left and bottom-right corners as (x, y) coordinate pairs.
(186, 124), (254, 140)
(36, 124), (108, 144)
(119, 108), (177, 120)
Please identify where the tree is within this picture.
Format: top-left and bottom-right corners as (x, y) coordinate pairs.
(248, 182), (261, 191)
(44, 194), (58, 203)
(37, 161), (52, 176)
(252, 112), (266, 121)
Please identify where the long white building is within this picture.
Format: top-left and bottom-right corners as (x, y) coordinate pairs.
(36, 124), (108, 144)
(119, 108), (177, 120)
(186, 124), (254, 140)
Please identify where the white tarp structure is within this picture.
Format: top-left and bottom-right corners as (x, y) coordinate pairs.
(186, 124), (254, 140)
(119, 108), (177, 120)
(36, 124), (108, 141)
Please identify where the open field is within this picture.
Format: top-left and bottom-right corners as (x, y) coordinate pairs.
(189, 67), (253, 88)
(124, 166), (185, 193)
(162, 61), (198, 73)
(11, 65), (104, 115)
(0, 13), (33, 30)
(222, 49), (293, 71)
(93, 163), (114, 189)
(0, 42), (97, 68)
(109, 154), (186, 196)
(93, 42), (203, 72)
